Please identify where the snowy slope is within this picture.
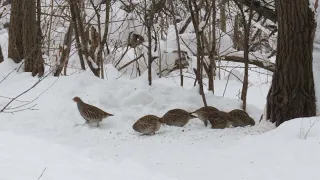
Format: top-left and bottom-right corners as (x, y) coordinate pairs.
(1, 54), (320, 180)
(0, 130), (175, 180)
(0, 58), (275, 180)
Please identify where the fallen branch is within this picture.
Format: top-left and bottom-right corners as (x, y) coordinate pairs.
(222, 55), (275, 72)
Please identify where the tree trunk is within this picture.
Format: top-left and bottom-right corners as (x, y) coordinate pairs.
(208, 0), (216, 93)
(169, 0), (183, 86)
(69, 1), (86, 70)
(220, 3), (226, 33)
(33, 0), (44, 77)
(0, 45), (4, 63)
(54, 24), (73, 77)
(146, 0), (156, 86)
(237, 1), (253, 111)
(8, 0), (24, 62)
(100, 0), (111, 79)
(23, 0), (38, 73)
(267, 0), (316, 126)
(70, 0), (100, 77)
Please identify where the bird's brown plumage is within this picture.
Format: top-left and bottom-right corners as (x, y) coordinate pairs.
(228, 109), (255, 126)
(204, 109), (251, 129)
(73, 96), (113, 127)
(160, 108), (197, 127)
(133, 115), (161, 135)
(192, 106), (220, 127)
(206, 111), (237, 129)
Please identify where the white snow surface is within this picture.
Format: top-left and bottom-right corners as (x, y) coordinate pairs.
(0, 130), (174, 180)
(1, 58), (320, 180)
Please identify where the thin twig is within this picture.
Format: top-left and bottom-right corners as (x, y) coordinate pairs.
(0, 68), (16, 84)
(0, 96), (30, 103)
(0, 69), (56, 113)
(38, 167), (47, 180)
(2, 104), (38, 114)
(7, 76), (60, 111)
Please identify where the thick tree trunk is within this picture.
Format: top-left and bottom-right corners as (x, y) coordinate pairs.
(267, 0), (316, 126)
(23, 0), (38, 73)
(8, 0), (24, 62)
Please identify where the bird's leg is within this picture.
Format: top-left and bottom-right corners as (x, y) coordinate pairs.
(97, 122), (100, 128)
(74, 122), (87, 127)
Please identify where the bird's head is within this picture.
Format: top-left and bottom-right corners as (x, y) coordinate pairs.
(188, 113), (198, 119)
(72, 96), (82, 103)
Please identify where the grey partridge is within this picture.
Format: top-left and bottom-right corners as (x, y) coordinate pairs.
(206, 110), (238, 129)
(228, 109), (255, 126)
(73, 96), (114, 127)
(133, 115), (161, 135)
(160, 108), (197, 127)
(191, 106), (219, 126)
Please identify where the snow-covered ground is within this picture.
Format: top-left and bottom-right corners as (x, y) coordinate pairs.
(1, 55), (320, 179)
(0, 130), (175, 180)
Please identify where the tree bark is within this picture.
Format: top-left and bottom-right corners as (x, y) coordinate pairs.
(33, 0), (44, 77)
(220, 3), (226, 33)
(54, 24), (73, 77)
(266, 0), (316, 126)
(8, 0), (24, 62)
(99, 0), (111, 79)
(69, 1), (86, 70)
(236, 1), (253, 111)
(169, 0), (183, 86)
(0, 45), (4, 63)
(208, 0), (216, 93)
(23, 0), (38, 73)
(70, 0), (100, 77)
(189, 0), (208, 107)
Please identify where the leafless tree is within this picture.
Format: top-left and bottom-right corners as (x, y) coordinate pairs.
(267, 0), (317, 126)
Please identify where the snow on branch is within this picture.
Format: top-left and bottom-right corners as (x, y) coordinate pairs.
(88, 57), (99, 69)
(222, 55), (275, 72)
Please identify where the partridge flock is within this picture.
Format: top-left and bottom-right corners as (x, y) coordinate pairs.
(72, 96), (256, 135)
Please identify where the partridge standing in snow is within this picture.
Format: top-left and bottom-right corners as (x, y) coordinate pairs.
(191, 106), (220, 127)
(160, 108), (197, 127)
(207, 110), (249, 129)
(228, 109), (255, 126)
(73, 96), (114, 127)
(206, 111), (238, 129)
(133, 115), (162, 135)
